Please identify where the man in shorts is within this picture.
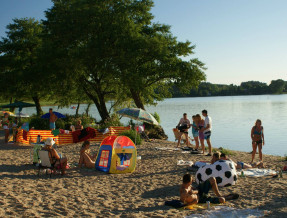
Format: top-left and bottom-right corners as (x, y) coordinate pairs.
(201, 109), (212, 156)
(49, 108), (58, 130)
(176, 113), (191, 147)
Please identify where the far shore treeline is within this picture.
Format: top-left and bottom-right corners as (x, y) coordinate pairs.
(171, 79), (287, 97)
(0, 0), (286, 123)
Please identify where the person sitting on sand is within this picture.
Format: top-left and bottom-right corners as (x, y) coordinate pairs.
(79, 141), (96, 168)
(42, 137), (68, 175)
(180, 174), (239, 205)
(220, 153), (264, 169)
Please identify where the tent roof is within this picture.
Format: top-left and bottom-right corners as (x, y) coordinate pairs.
(100, 136), (136, 149)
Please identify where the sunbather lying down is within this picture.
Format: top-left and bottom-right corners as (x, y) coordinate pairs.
(79, 141), (96, 168)
(220, 153), (264, 169)
(180, 174), (239, 205)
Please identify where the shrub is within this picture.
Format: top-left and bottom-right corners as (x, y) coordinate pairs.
(29, 116), (49, 130)
(119, 130), (142, 145)
(99, 114), (123, 129)
(153, 112), (160, 124)
(213, 147), (234, 155)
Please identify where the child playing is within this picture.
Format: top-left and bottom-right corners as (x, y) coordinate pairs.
(180, 174), (239, 205)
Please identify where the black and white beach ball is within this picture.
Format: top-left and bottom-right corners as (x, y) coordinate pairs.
(195, 160), (237, 187)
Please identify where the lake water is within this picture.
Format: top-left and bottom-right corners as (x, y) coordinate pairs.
(21, 95), (287, 156)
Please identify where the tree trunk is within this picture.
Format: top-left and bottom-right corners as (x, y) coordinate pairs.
(85, 103), (91, 116)
(32, 96), (43, 116)
(75, 102), (80, 116)
(130, 88), (145, 109)
(82, 87), (110, 121)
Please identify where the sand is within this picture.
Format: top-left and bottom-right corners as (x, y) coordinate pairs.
(0, 131), (287, 217)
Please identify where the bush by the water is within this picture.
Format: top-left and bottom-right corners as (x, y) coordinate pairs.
(119, 130), (142, 145)
(19, 114), (95, 130)
(98, 114), (123, 129)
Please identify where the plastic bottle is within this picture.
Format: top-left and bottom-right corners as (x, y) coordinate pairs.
(207, 201), (210, 210)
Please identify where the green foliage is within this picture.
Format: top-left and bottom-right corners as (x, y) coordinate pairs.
(269, 79), (286, 94)
(212, 147), (234, 155)
(153, 112), (160, 124)
(29, 116), (50, 130)
(119, 130), (142, 145)
(98, 114), (123, 129)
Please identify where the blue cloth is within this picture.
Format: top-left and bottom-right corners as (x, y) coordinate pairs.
(192, 122), (199, 137)
(50, 122), (56, 130)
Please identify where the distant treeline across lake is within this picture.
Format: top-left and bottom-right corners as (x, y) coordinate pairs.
(171, 79), (287, 97)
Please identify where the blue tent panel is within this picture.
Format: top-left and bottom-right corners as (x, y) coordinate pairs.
(95, 145), (112, 172)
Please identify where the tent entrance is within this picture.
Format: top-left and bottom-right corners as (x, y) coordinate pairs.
(99, 150), (110, 167)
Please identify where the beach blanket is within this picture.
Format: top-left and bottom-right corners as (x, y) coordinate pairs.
(237, 168), (276, 177)
(194, 161), (208, 168)
(155, 147), (181, 151)
(165, 200), (224, 211)
(72, 127), (96, 143)
(185, 206), (267, 217)
(177, 160), (194, 166)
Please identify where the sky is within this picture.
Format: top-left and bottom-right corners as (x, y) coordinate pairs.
(0, 0), (286, 85)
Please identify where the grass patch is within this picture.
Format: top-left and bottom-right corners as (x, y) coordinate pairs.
(212, 147), (234, 155)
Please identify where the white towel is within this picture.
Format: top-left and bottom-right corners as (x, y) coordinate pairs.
(237, 168), (276, 177)
(177, 160), (194, 166)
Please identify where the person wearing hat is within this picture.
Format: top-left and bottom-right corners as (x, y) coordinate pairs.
(42, 137), (68, 175)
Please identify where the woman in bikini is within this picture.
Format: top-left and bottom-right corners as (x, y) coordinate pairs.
(196, 114), (205, 155)
(79, 141), (96, 168)
(191, 115), (199, 150)
(251, 119), (264, 163)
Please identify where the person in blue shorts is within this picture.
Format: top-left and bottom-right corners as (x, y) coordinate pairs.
(201, 110), (212, 156)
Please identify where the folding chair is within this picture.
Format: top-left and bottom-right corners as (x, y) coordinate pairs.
(38, 150), (58, 177)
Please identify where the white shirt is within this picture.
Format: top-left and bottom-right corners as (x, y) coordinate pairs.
(178, 118), (191, 127)
(204, 116), (212, 133)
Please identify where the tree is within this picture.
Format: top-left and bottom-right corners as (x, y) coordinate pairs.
(0, 18), (46, 115)
(269, 79), (285, 94)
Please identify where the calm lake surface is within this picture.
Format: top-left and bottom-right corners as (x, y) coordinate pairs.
(22, 95), (287, 156)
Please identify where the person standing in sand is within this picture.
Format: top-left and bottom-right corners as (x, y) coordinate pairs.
(49, 108), (57, 130)
(196, 114), (205, 154)
(79, 141), (96, 168)
(201, 110), (212, 156)
(251, 119), (264, 163)
(176, 113), (191, 147)
(2, 113), (10, 143)
(191, 115), (200, 150)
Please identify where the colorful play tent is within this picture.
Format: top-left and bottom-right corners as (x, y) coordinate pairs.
(95, 135), (137, 174)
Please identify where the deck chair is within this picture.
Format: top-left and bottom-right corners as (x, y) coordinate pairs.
(38, 150), (59, 177)
(172, 128), (193, 145)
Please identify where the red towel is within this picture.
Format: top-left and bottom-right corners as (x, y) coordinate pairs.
(72, 127), (96, 143)
(23, 130), (28, 141)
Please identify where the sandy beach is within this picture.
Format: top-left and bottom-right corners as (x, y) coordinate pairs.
(0, 131), (286, 217)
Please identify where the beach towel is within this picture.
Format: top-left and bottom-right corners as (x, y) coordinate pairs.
(165, 200), (224, 211)
(72, 127), (96, 143)
(237, 168), (276, 177)
(155, 147), (181, 151)
(177, 160), (194, 166)
(194, 161), (208, 168)
(23, 130), (28, 141)
(185, 206), (267, 218)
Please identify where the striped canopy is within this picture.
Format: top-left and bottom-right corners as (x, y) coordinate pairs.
(116, 108), (158, 125)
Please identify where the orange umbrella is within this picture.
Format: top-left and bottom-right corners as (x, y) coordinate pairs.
(0, 111), (15, 116)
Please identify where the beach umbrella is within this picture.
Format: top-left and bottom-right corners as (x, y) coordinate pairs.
(14, 112), (30, 118)
(0, 111), (15, 116)
(0, 101), (36, 112)
(41, 112), (66, 119)
(116, 108), (158, 145)
(116, 108), (159, 125)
